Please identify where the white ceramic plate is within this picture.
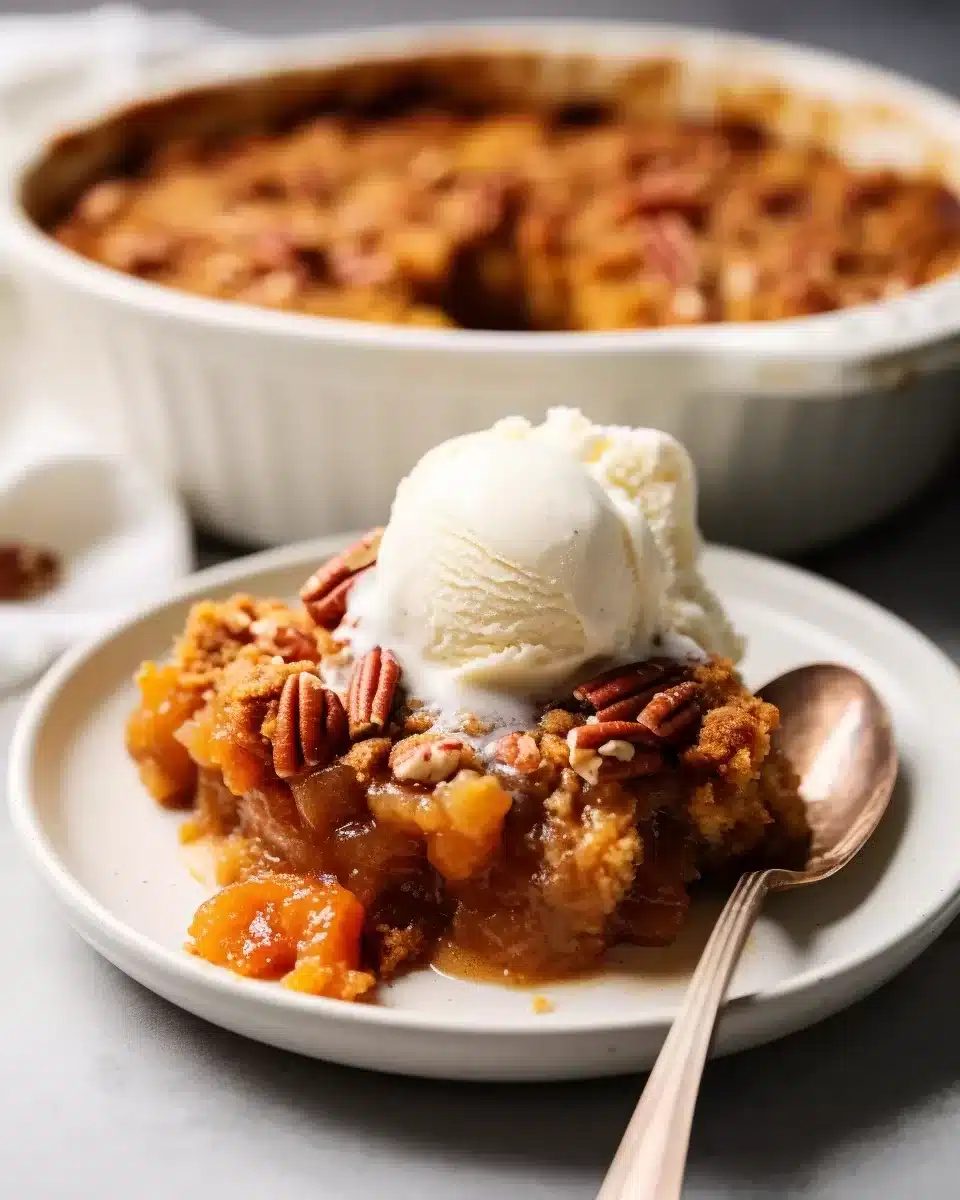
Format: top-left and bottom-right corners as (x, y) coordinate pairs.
(9, 538), (960, 1081)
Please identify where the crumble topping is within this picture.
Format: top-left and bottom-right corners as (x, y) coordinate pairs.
(56, 104), (960, 332)
(125, 556), (808, 999)
(174, 593), (330, 687)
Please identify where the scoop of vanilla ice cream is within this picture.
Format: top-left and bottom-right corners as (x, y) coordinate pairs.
(350, 432), (666, 707)
(345, 408), (742, 724)
(493, 409), (743, 661)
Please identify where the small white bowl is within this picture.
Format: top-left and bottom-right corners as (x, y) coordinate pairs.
(5, 23), (960, 551)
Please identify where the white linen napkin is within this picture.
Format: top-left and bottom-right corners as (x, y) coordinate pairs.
(0, 6), (228, 691)
(0, 401), (193, 691)
(0, 4), (223, 169)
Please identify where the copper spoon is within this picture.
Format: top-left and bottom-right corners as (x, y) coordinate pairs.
(596, 663), (897, 1200)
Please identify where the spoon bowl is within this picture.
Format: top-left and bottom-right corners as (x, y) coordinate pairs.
(760, 663), (897, 886)
(597, 662), (898, 1200)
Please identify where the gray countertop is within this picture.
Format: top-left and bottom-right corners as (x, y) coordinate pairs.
(3, 2), (960, 1197)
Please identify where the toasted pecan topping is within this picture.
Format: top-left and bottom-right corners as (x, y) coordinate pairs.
(637, 681), (703, 745)
(640, 213), (699, 285)
(127, 599), (810, 995)
(594, 751), (665, 781)
(492, 731), (541, 774)
(272, 671), (349, 778)
(566, 667), (701, 776)
(566, 729), (664, 784)
(574, 658), (688, 722)
(390, 734), (467, 784)
(300, 529), (383, 628)
(566, 719), (667, 784)
(348, 646), (401, 737)
(568, 720), (660, 752)
(250, 616), (319, 662)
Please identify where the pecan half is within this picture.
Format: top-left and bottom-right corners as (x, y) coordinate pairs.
(390, 734), (466, 783)
(573, 658), (686, 722)
(250, 616), (317, 662)
(595, 752), (665, 782)
(637, 681), (703, 745)
(0, 542), (61, 601)
(348, 646), (401, 737)
(492, 731), (541, 774)
(639, 213), (700, 286)
(568, 720), (661, 753)
(566, 725), (664, 785)
(630, 168), (709, 215)
(300, 529), (383, 628)
(101, 228), (176, 275)
(77, 179), (131, 226)
(272, 671), (349, 778)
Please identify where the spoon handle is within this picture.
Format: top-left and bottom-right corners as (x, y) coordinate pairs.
(596, 870), (771, 1200)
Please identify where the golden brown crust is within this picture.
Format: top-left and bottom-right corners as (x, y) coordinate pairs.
(402, 706), (437, 735)
(174, 593), (329, 688)
(678, 657), (806, 863)
(341, 737), (393, 781)
(54, 104), (960, 332)
(539, 708), (579, 736)
(373, 924), (427, 979)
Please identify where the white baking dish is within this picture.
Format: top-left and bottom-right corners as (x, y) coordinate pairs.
(4, 23), (960, 552)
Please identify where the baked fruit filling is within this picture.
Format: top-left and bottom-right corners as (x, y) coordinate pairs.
(126, 554), (809, 1001)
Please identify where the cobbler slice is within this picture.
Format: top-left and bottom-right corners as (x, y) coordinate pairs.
(126, 557), (808, 1001)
